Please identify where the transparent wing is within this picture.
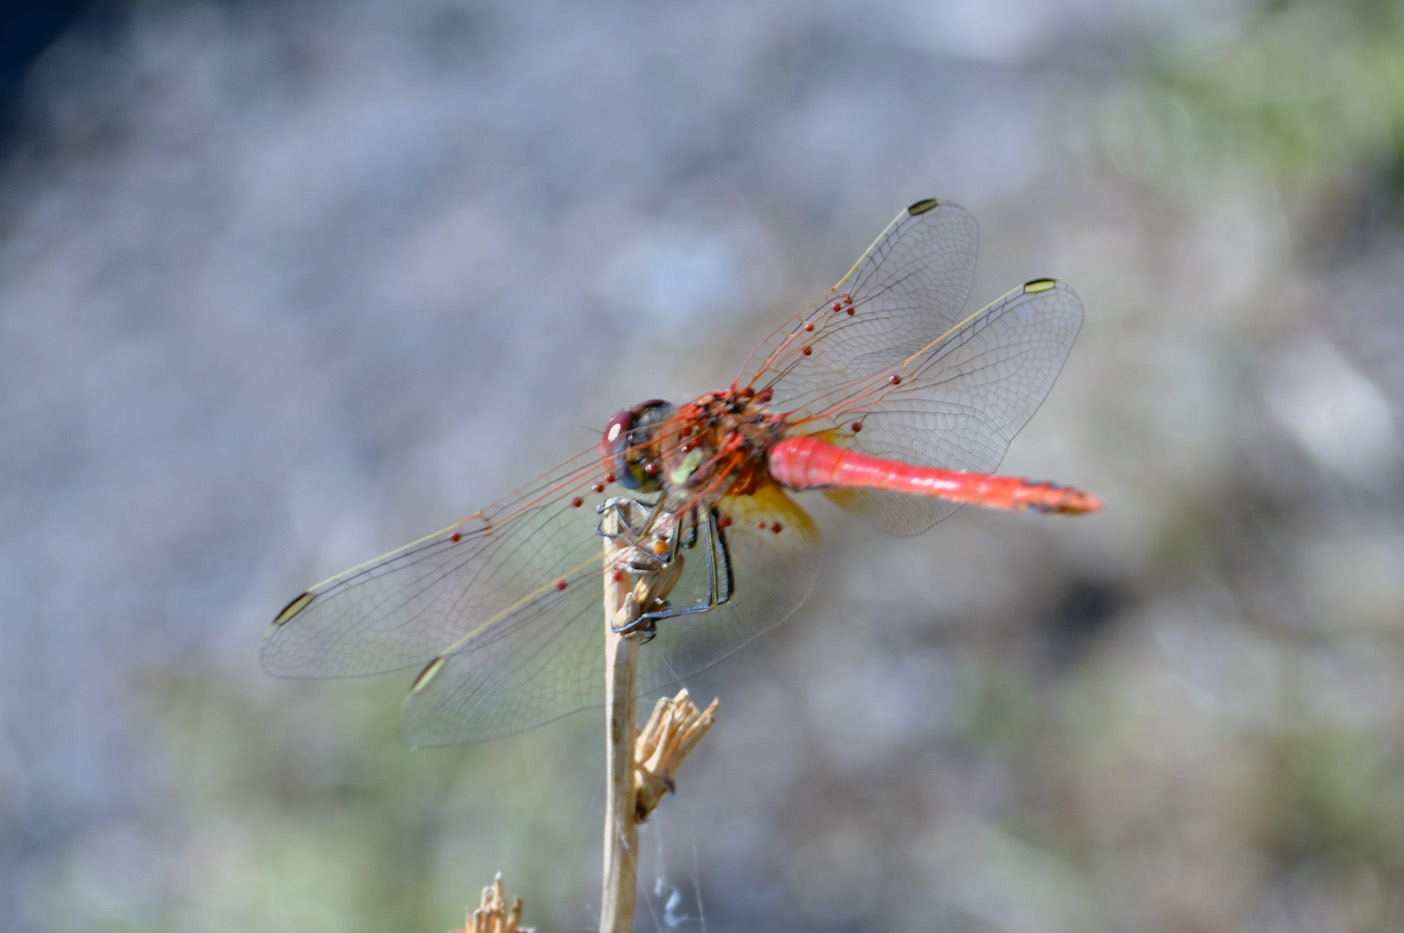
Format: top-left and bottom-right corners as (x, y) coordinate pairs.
(262, 448), (612, 679)
(735, 199), (1081, 536)
(400, 482), (822, 744)
(735, 198), (979, 409)
(394, 556), (608, 744)
(265, 199), (1079, 742)
(814, 280), (1084, 534)
(266, 449), (824, 744)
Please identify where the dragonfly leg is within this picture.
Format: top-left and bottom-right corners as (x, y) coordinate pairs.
(632, 507), (735, 628)
(603, 503), (735, 639)
(613, 591), (658, 642)
(602, 498), (682, 640)
(594, 496), (658, 539)
(611, 549), (684, 640)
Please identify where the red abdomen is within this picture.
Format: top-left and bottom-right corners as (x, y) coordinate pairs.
(767, 435), (1101, 515)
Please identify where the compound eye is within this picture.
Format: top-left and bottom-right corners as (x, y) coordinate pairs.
(600, 400), (675, 492)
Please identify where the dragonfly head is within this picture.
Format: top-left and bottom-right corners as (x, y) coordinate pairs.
(601, 399), (677, 493)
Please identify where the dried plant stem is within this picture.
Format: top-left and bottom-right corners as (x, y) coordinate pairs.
(597, 506), (719, 932)
(599, 533), (640, 933)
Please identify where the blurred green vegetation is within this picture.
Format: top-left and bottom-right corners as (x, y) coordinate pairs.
(116, 672), (601, 932)
(1108, 0), (1404, 237)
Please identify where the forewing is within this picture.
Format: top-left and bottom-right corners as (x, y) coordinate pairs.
(735, 199), (979, 411)
(262, 448), (611, 678)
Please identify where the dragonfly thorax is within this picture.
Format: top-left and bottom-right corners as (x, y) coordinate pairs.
(601, 391), (787, 506)
(651, 390), (788, 504)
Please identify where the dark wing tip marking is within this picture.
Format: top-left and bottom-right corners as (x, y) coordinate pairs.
(272, 591), (315, 627)
(1023, 278), (1058, 293)
(409, 655), (447, 694)
(906, 197), (941, 216)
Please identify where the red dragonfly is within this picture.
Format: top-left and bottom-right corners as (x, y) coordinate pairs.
(264, 199), (1099, 745)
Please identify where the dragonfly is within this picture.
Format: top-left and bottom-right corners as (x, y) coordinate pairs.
(264, 198), (1099, 746)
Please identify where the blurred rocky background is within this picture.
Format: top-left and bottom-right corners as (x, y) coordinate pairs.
(2, 0), (1402, 930)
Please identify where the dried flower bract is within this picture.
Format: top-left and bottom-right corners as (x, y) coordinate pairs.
(633, 688), (720, 821)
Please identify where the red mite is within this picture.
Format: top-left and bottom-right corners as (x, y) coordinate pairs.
(265, 198), (1099, 745)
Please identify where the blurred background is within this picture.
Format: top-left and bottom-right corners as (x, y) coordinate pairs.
(2, 0), (1402, 930)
